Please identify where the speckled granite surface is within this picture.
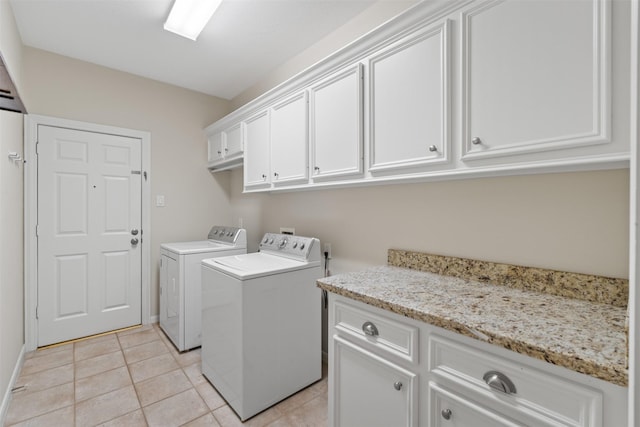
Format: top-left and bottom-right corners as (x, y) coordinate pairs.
(317, 266), (628, 386)
(388, 249), (629, 308)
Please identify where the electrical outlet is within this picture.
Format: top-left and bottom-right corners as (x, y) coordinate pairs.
(324, 243), (332, 259)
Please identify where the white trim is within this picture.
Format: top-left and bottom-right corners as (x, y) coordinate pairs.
(23, 114), (151, 351)
(0, 345), (25, 424)
(628, 0), (639, 424)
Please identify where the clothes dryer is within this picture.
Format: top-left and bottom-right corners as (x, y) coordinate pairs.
(201, 233), (322, 421)
(160, 226), (246, 351)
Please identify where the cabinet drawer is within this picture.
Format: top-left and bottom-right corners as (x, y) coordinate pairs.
(429, 382), (524, 427)
(429, 334), (603, 427)
(333, 300), (418, 364)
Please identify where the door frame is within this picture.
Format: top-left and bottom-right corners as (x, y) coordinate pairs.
(23, 114), (151, 351)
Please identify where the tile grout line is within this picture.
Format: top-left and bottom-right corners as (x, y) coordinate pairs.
(116, 327), (149, 427)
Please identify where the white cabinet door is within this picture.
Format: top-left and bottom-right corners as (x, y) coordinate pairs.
(225, 122), (243, 158)
(368, 20), (450, 173)
(270, 91), (309, 185)
(332, 336), (417, 427)
(429, 383), (524, 427)
(460, 0), (610, 161)
(207, 131), (224, 163)
(243, 110), (271, 188)
(310, 64), (363, 180)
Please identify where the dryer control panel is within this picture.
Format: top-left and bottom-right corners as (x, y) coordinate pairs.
(208, 226), (246, 245)
(259, 233), (320, 262)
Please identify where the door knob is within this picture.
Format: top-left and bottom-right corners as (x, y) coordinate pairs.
(131, 229), (139, 236)
(131, 238), (139, 245)
(441, 409), (452, 420)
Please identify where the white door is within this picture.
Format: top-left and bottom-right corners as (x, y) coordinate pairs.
(243, 110), (271, 189)
(310, 64), (363, 180)
(270, 90), (309, 185)
(332, 336), (417, 427)
(37, 125), (142, 346)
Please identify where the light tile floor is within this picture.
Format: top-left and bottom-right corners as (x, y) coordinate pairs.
(4, 324), (328, 427)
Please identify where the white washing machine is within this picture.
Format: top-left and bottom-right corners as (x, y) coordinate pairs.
(159, 226), (246, 351)
(201, 233), (322, 421)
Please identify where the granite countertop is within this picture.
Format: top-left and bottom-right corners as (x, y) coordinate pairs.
(317, 265), (628, 387)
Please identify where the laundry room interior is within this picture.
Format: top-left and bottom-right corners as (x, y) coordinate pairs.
(0, 0), (638, 426)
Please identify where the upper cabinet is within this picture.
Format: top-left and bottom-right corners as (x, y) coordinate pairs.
(206, 121), (244, 171)
(460, 0), (611, 162)
(270, 91), (309, 185)
(243, 110), (271, 189)
(205, 0), (631, 192)
(310, 64), (363, 181)
(368, 20), (450, 174)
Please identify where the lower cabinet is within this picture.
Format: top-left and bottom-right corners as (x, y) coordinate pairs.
(327, 293), (627, 427)
(332, 336), (417, 427)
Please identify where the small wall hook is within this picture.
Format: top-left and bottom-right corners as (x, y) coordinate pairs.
(8, 151), (22, 162)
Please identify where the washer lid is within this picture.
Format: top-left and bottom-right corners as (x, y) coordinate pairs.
(202, 252), (318, 280)
(160, 240), (244, 255)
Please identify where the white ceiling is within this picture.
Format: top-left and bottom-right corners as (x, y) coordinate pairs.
(9, 0), (380, 100)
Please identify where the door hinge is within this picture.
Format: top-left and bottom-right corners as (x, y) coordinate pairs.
(35, 306), (38, 319)
(35, 141), (38, 155)
(35, 224), (39, 237)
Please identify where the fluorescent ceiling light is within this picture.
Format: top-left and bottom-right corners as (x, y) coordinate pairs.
(164, 0), (222, 41)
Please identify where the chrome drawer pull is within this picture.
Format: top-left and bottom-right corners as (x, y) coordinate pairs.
(483, 370), (517, 394)
(362, 321), (379, 337)
(393, 381), (403, 391)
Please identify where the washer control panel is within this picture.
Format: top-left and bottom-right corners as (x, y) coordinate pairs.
(208, 226), (244, 244)
(259, 233), (319, 261)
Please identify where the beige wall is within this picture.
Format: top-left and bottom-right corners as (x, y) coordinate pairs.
(21, 47), (233, 319)
(0, 0), (23, 94)
(231, 168), (629, 279)
(0, 1), (25, 417)
(0, 111), (24, 417)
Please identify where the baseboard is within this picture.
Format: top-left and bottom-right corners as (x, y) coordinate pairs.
(148, 315), (159, 324)
(0, 345), (25, 425)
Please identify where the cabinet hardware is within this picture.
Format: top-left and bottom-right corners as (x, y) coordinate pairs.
(393, 381), (403, 391)
(483, 370), (517, 394)
(131, 238), (139, 245)
(471, 137), (482, 145)
(261, 174), (267, 180)
(362, 321), (379, 337)
(429, 145), (438, 152)
(274, 172), (279, 178)
(441, 409), (452, 420)
(131, 229), (139, 236)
